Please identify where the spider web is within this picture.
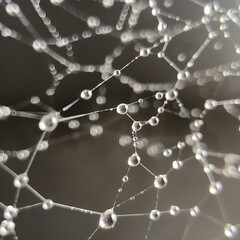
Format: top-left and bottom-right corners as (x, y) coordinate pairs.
(0, 0), (240, 239)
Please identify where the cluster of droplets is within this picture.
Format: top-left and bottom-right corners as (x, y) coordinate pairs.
(1, 0), (240, 239)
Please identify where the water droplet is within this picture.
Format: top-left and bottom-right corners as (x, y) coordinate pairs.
(32, 40), (47, 52)
(0, 220), (15, 237)
(39, 113), (58, 132)
(190, 206), (200, 217)
(90, 125), (103, 137)
(209, 181), (222, 195)
(17, 150), (30, 160)
(140, 48), (150, 57)
(0, 106), (11, 120)
(99, 209), (117, 229)
(87, 16), (101, 29)
(113, 70), (121, 76)
(4, 206), (18, 220)
(154, 175), (168, 189)
(224, 223), (238, 238)
(177, 53), (186, 62)
(132, 121), (142, 131)
(172, 160), (183, 170)
(116, 103), (128, 115)
(149, 209), (161, 221)
(170, 205), (180, 216)
(0, 153), (8, 164)
(163, 149), (172, 157)
(122, 176), (129, 182)
(5, 3), (20, 17)
(204, 1), (220, 16)
(177, 71), (190, 81)
(155, 92), (163, 100)
(81, 89), (92, 100)
(149, 116), (159, 126)
(42, 199), (54, 210)
(165, 89), (178, 101)
(128, 153), (141, 167)
(158, 21), (167, 32)
(50, 0), (64, 5)
(204, 99), (217, 110)
(177, 142), (185, 149)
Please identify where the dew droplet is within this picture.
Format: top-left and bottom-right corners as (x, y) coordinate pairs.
(4, 206), (18, 220)
(165, 89), (178, 101)
(0, 106), (11, 120)
(149, 209), (161, 221)
(14, 173), (29, 188)
(42, 199), (54, 210)
(99, 209), (117, 229)
(209, 181), (222, 195)
(132, 121), (142, 132)
(149, 116), (159, 126)
(172, 160), (183, 170)
(224, 223), (238, 238)
(128, 153), (141, 167)
(170, 205), (180, 216)
(81, 89), (92, 100)
(39, 113), (58, 132)
(116, 103), (128, 115)
(154, 175), (168, 189)
(204, 99), (217, 110)
(190, 206), (200, 217)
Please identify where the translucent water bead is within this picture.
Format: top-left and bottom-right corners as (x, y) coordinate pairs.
(177, 142), (185, 149)
(165, 89), (178, 101)
(172, 160), (183, 170)
(209, 181), (222, 195)
(14, 173), (29, 188)
(163, 148), (172, 157)
(132, 121), (142, 131)
(177, 71), (190, 81)
(125, 0), (136, 5)
(32, 40), (47, 52)
(113, 70), (121, 76)
(42, 199), (54, 210)
(80, 89), (92, 100)
(224, 224), (238, 238)
(99, 209), (117, 229)
(190, 206), (200, 217)
(140, 48), (150, 57)
(17, 150), (30, 160)
(158, 21), (167, 32)
(204, 1), (220, 16)
(5, 3), (20, 17)
(170, 205), (180, 216)
(0, 220), (15, 237)
(87, 16), (101, 29)
(154, 175), (168, 189)
(102, 0), (114, 8)
(116, 103), (128, 115)
(128, 153), (141, 167)
(204, 99), (218, 110)
(39, 113), (58, 132)
(194, 119), (204, 128)
(149, 209), (161, 221)
(0, 153), (8, 163)
(0, 106), (11, 120)
(155, 92), (163, 100)
(4, 206), (19, 220)
(50, 0), (65, 6)
(122, 175), (129, 182)
(149, 116), (159, 126)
